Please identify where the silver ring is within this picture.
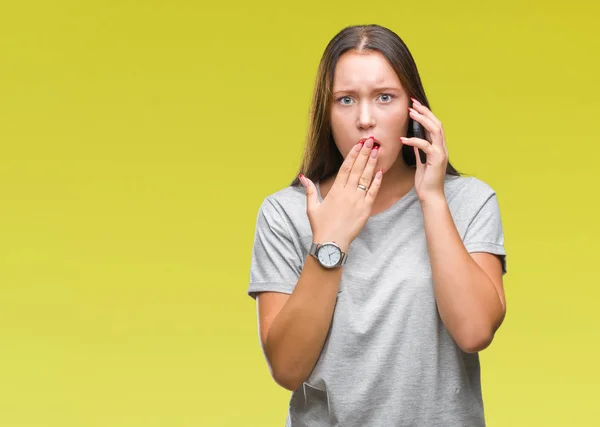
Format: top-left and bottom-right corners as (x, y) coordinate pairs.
(357, 184), (367, 191)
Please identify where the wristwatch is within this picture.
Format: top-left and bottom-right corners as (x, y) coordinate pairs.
(309, 241), (348, 269)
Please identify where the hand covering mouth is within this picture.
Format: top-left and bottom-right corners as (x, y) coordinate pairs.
(358, 137), (381, 148)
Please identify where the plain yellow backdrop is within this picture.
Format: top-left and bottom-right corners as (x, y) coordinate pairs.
(1, 0), (599, 426)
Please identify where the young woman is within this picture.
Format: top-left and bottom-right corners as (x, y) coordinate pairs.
(248, 24), (507, 427)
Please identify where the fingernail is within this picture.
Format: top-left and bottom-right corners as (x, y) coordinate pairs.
(399, 137), (407, 141)
(365, 138), (373, 148)
(411, 97), (421, 106)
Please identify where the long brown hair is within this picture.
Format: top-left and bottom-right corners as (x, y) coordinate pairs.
(291, 24), (460, 187)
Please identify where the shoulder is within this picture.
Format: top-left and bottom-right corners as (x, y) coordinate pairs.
(444, 175), (497, 202)
(443, 175), (500, 219)
(259, 183), (306, 216)
(255, 183), (311, 236)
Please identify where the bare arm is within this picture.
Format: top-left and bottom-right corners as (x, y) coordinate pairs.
(400, 100), (506, 354)
(257, 254), (343, 391)
(421, 195), (506, 353)
(254, 137), (383, 391)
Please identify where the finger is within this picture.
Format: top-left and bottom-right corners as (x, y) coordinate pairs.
(399, 137), (435, 156)
(332, 141), (363, 189)
(347, 137), (376, 187)
(365, 168), (383, 204)
(408, 107), (440, 136)
(408, 107), (445, 148)
(410, 98), (442, 128)
(357, 145), (379, 192)
(299, 174), (319, 211)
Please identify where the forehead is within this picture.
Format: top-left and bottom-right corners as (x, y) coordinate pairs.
(332, 50), (402, 90)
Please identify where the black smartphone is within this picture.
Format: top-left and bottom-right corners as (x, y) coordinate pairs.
(408, 100), (427, 164)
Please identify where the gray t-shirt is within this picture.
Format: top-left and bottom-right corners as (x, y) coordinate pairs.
(248, 175), (507, 427)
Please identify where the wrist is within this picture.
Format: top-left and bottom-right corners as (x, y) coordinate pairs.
(312, 236), (350, 253)
(418, 191), (446, 209)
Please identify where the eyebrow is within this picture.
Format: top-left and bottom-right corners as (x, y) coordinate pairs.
(332, 87), (403, 95)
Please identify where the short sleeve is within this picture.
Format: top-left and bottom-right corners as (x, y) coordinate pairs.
(463, 192), (507, 275)
(247, 198), (303, 299)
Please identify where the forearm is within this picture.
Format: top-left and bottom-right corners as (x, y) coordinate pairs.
(421, 195), (505, 353)
(265, 255), (342, 390)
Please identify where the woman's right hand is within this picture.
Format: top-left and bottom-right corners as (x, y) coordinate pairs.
(299, 137), (383, 252)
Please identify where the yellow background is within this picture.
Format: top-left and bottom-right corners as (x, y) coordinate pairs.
(1, 0), (599, 425)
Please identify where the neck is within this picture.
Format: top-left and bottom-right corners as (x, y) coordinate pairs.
(376, 157), (415, 201)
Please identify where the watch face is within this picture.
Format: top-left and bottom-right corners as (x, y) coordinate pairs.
(317, 243), (341, 268)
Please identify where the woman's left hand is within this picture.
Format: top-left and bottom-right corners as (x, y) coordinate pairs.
(399, 98), (448, 203)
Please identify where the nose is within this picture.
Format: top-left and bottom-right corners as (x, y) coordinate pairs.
(357, 101), (375, 130)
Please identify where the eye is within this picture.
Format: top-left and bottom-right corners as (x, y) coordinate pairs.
(337, 96), (354, 105)
(378, 94), (395, 103)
